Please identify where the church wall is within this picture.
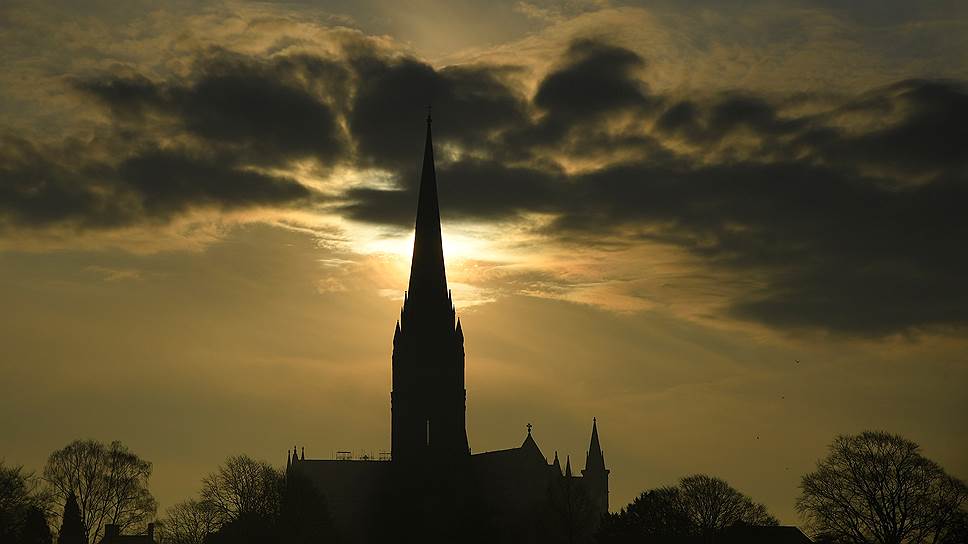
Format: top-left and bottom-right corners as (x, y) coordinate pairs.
(291, 460), (390, 543)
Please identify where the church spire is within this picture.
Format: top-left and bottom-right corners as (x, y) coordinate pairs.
(407, 110), (447, 300)
(391, 114), (469, 465)
(584, 417), (606, 473)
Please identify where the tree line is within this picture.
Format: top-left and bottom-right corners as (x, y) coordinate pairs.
(597, 431), (966, 544)
(1, 443), (334, 544)
(1, 430), (965, 544)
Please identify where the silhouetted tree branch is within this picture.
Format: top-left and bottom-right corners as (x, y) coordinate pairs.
(796, 431), (968, 544)
(43, 440), (156, 544)
(679, 474), (778, 533)
(159, 499), (219, 544)
(199, 456), (281, 528)
(599, 474), (777, 543)
(598, 486), (692, 542)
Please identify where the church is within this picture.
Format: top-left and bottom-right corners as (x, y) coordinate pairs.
(286, 115), (609, 543)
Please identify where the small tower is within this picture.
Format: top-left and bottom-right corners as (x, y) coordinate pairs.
(581, 418), (609, 514)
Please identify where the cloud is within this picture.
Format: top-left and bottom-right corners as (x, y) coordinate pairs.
(0, 135), (312, 230)
(340, 47), (968, 336)
(3, 25), (967, 336)
(533, 39), (657, 120)
(76, 50), (350, 166)
(814, 79), (968, 175)
(347, 53), (528, 170)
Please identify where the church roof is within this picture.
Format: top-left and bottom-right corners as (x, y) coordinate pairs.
(521, 429), (541, 455)
(407, 112), (448, 301)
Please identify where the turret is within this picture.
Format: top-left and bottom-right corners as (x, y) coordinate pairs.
(581, 418), (609, 514)
(583, 418), (606, 473)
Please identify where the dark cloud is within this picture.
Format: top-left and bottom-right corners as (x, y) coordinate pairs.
(556, 160), (968, 335)
(77, 50), (350, 166)
(503, 39), (662, 160)
(341, 159), (562, 226)
(817, 79), (968, 174)
(5, 36), (967, 335)
(0, 135), (135, 229)
(118, 149), (312, 216)
(657, 94), (804, 147)
(343, 55), (968, 335)
(533, 39), (657, 120)
(348, 54), (527, 170)
(0, 135), (311, 230)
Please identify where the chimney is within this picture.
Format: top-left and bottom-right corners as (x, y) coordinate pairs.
(104, 524), (119, 540)
(147, 523), (155, 541)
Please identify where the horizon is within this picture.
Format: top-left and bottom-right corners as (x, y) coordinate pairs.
(2, 0), (968, 530)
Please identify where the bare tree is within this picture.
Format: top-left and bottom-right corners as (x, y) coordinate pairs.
(797, 431), (968, 544)
(158, 499), (219, 544)
(43, 440), (156, 544)
(199, 456), (281, 527)
(678, 474), (778, 533)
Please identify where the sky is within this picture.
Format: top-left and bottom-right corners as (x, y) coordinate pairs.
(2, 0), (968, 525)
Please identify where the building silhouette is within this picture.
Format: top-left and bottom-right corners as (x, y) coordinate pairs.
(98, 524), (157, 544)
(287, 115), (608, 543)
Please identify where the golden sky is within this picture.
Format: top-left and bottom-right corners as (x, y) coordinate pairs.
(2, 0), (968, 524)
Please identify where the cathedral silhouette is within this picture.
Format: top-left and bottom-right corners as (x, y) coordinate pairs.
(286, 115), (608, 543)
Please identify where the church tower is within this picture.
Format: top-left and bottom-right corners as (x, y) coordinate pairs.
(582, 418), (609, 514)
(391, 114), (469, 465)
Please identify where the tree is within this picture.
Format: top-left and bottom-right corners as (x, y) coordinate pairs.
(159, 500), (219, 544)
(1, 462), (53, 544)
(598, 474), (777, 543)
(162, 456), (297, 544)
(598, 487), (692, 542)
(21, 505), (53, 544)
(199, 456), (281, 528)
(797, 431), (968, 544)
(678, 474), (778, 533)
(44, 440), (157, 544)
(57, 494), (85, 544)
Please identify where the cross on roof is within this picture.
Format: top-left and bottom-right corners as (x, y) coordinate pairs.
(527, 423), (533, 434)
